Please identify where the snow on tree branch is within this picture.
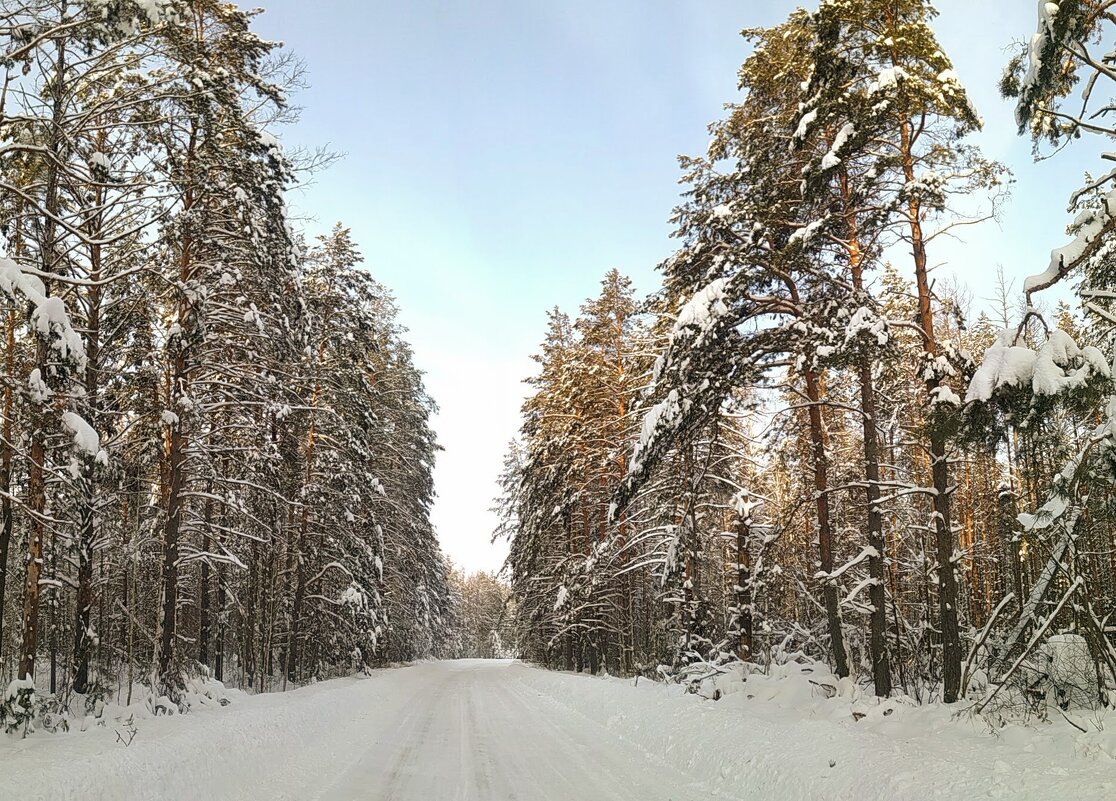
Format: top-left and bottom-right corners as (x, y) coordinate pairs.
(0, 257), (86, 368)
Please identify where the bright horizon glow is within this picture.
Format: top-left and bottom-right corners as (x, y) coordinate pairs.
(254, 1), (1095, 574)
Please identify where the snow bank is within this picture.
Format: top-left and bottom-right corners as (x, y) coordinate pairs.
(520, 662), (1116, 800)
(0, 674), (390, 801)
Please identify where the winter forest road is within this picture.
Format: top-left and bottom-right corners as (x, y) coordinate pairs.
(7, 658), (1114, 801)
(310, 660), (726, 801)
(1, 660), (738, 801)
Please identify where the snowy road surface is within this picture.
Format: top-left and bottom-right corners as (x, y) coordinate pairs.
(3, 658), (1115, 801)
(308, 659), (729, 801)
(1, 660), (728, 801)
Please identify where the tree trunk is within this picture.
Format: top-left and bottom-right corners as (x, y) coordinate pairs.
(734, 508), (753, 662)
(900, 120), (962, 702)
(804, 368), (849, 678)
(199, 514), (211, 668)
(287, 425), (316, 684)
(71, 504), (95, 693)
(159, 116), (198, 693)
(0, 206), (23, 663)
(0, 294), (18, 662)
(159, 374), (186, 689)
(858, 353), (891, 695)
(214, 563), (226, 682)
(998, 477), (1023, 606)
(19, 33), (67, 683)
(929, 434), (962, 700)
(73, 177), (105, 695)
(842, 188), (892, 696)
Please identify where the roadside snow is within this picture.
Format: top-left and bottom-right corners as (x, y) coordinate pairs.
(548, 662), (1116, 800)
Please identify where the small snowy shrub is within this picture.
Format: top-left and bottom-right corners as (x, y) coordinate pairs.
(1, 679), (37, 734)
(83, 680), (110, 718)
(1040, 634), (1101, 710)
(38, 696), (70, 734)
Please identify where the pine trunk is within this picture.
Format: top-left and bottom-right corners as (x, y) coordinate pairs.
(734, 510), (753, 662)
(199, 512), (211, 668)
(902, 122), (962, 702)
(72, 180), (104, 695)
(19, 35), (67, 682)
(804, 368), (849, 678)
(0, 290), (18, 662)
(842, 192), (892, 696)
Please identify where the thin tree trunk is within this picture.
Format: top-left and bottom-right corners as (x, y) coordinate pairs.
(901, 119), (962, 701)
(841, 182), (892, 696)
(159, 118), (198, 693)
(198, 495), (212, 668)
(160, 367), (186, 689)
(19, 31), (67, 683)
(72, 175), (105, 695)
(287, 427), (315, 684)
(734, 508), (753, 662)
(214, 563), (225, 682)
(0, 238), (19, 662)
(804, 368), (849, 678)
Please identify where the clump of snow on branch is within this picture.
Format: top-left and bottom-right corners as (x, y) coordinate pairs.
(793, 108), (818, 142)
(631, 389), (686, 479)
(629, 275), (741, 483)
(820, 123), (855, 171)
(339, 583), (369, 610)
(788, 218), (824, 247)
(88, 0), (177, 31)
(966, 327), (1109, 403)
(671, 278), (728, 342)
(27, 369), (51, 404)
(867, 65), (908, 96)
(1017, 1), (1063, 127)
(61, 411), (109, 466)
(1017, 492), (1069, 532)
(553, 585), (569, 612)
(1024, 188), (1116, 295)
(930, 384), (962, 406)
(0, 257), (85, 367)
(843, 307), (888, 348)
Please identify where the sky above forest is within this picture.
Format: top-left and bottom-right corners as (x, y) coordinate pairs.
(253, 1), (1100, 574)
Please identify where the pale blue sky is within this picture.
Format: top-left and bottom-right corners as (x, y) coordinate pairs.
(254, 1), (1098, 573)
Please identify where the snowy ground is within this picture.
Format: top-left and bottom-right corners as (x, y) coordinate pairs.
(1, 659), (1114, 800)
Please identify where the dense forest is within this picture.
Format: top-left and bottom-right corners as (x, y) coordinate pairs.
(499, 0), (1116, 715)
(0, 1), (454, 732)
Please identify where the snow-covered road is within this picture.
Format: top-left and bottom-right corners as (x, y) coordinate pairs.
(309, 659), (727, 801)
(3, 658), (1115, 800)
(1, 660), (727, 801)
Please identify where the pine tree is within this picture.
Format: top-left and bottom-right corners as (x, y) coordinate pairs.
(793, 0), (1005, 702)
